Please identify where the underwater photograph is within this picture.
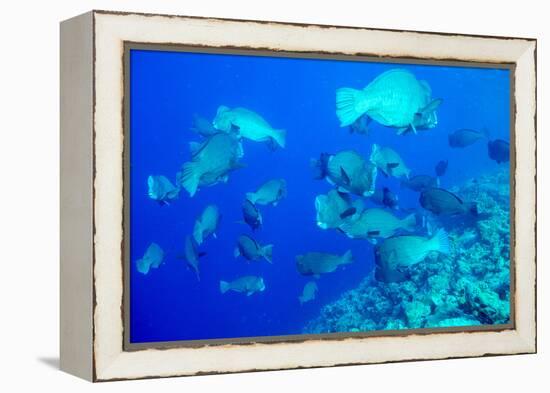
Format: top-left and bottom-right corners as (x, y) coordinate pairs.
(127, 47), (512, 344)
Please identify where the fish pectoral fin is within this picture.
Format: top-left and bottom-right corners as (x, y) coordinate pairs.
(246, 291), (253, 296)
(367, 238), (378, 245)
(387, 250), (398, 267)
(340, 167), (351, 185)
(396, 127), (409, 135)
(233, 248), (240, 258)
(337, 186), (350, 193)
(340, 207), (356, 219)
(213, 232), (217, 239)
(410, 123), (418, 134)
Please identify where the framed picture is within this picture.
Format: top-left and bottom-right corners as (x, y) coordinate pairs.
(60, 10), (537, 381)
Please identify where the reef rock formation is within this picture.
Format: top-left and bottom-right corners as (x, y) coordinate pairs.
(304, 169), (511, 333)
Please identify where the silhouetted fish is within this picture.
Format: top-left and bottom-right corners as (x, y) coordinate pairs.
(401, 174), (439, 192)
(296, 250), (353, 277)
(234, 235), (273, 264)
(349, 114), (371, 135)
(182, 235), (205, 281)
(419, 188), (477, 216)
(299, 281), (318, 305)
(488, 139), (510, 164)
(190, 114), (218, 137)
(435, 160), (448, 177)
(448, 129), (486, 148)
(370, 187), (399, 209)
(242, 199), (263, 230)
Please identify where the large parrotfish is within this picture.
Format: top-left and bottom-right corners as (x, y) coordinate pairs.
(336, 69), (441, 134)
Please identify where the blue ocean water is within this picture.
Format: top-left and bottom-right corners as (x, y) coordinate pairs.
(129, 48), (510, 343)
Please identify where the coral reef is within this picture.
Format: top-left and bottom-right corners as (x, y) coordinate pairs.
(304, 169), (511, 333)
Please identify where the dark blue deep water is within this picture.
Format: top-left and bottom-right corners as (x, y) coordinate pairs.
(129, 49), (510, 343)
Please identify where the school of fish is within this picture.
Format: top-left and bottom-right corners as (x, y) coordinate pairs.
(137, 67), (509, 308)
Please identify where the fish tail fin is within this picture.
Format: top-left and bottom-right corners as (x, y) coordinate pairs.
(271, 129), (286, 148)
(219, 280), (230, 294)
(341, 250), (354, 265)
(245, 192), (257, 204)
(178, 162), (201, 197)
(192, 223), (203, 245)
(310, 153), (330, 179)
(262, 244), (274, 264)
(336, 88), (367, 127)
(431, 228), (450, 255)
(402, 213), (417, 232)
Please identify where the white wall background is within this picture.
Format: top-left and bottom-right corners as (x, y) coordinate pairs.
(0, 0), (545, 391)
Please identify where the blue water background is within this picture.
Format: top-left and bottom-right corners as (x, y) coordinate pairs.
(129, 49), (510, 343)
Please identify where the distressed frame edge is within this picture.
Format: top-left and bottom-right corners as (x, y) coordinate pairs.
(90, 11), (537, 382)
(122, 42), (517, 352)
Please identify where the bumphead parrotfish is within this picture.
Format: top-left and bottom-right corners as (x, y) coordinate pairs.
(136, 242), (164, 275)
(296, 250), (353, 277)
(147, 175), (180, 205)
(311, 150), (377, 197)
(234, 235), (273, 264)
(369, 144), (411, 179)
(213, 106), (286, 149)
(219, 276), (266, 296)
(193, 204), (221, 245)
(177, 133), (245, 197)
(246, 179), (287, 206)
(336, 69), (440, 133)
(487, 139), (510, 164)
(419, 188), (478, 216)
(299, 281), (318, 305)
(374, 229), (450, 283)
(339, 208), (416, 241)
(314, 189), (364, 230)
